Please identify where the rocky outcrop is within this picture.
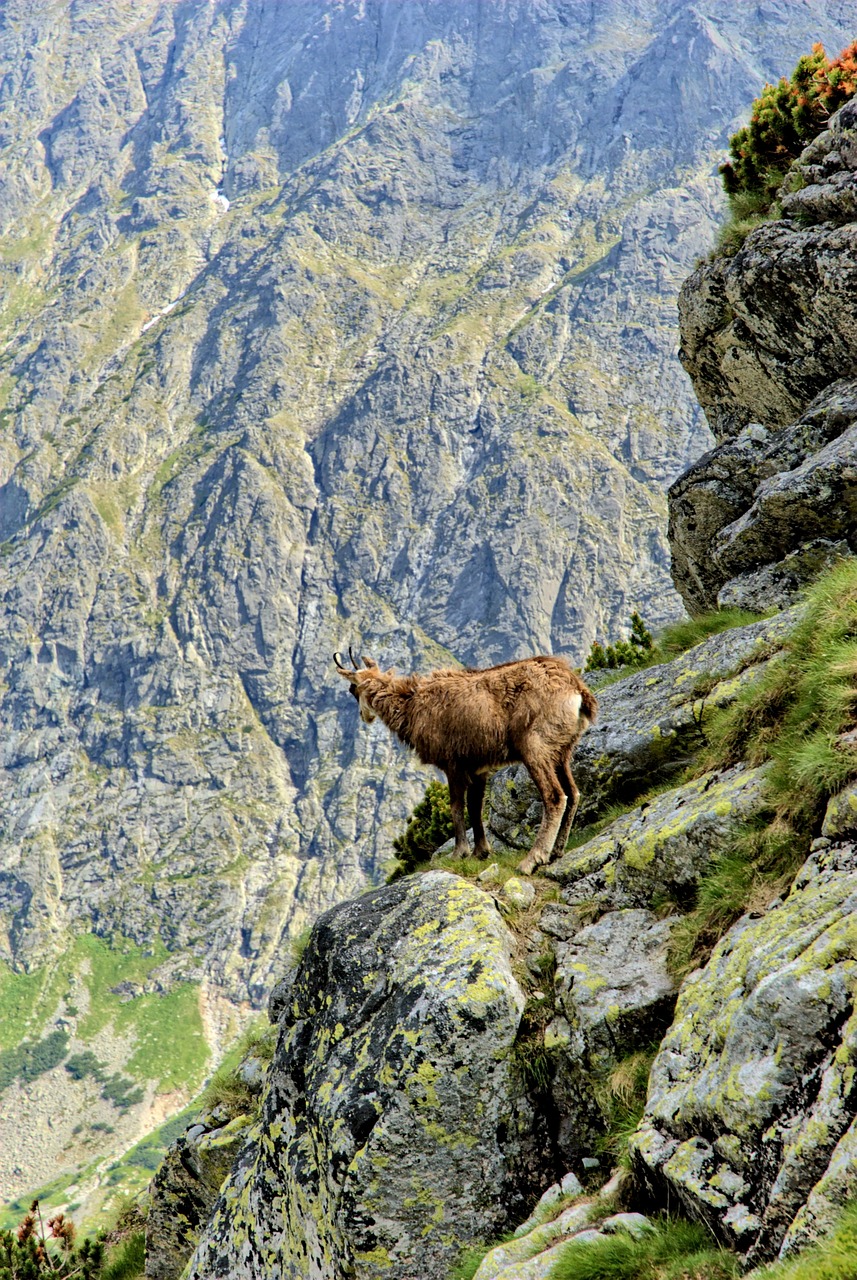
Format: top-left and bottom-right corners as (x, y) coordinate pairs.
(145, 602), (857, 1277)
(184, 872), (555, 1280)
(670, 100), (857, 614)
(631, 800), (857, 1265)
(146, 1048), (269, 1280)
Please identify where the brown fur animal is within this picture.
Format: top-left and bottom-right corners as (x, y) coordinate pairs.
(334, 651), (597, 875)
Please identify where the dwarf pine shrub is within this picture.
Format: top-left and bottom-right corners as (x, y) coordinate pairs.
(390, 779), (454, 876)
(715, 39), (857, 253)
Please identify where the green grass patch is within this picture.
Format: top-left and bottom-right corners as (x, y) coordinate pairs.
(100, 1230), (145, 1280)
(0, 935), (209, 1095)
(666, 560), (857, 978)
(756, 1201), (857, 1279)
(548, 1215), (740, 1279)
(704, 560), (857, 823)
(593, 1047), (659, 1168)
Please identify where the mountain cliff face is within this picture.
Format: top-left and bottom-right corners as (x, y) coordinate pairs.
(670, 97), (857, 614)
(146, 93), (857, 1280)
(1, 0), (856, 1220)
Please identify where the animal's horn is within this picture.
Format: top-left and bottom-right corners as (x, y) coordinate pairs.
(349, 646), (358, 668)
(333, 651), (348, 671)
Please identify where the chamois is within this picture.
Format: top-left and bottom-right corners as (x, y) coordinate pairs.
(334, 650), (597, 875)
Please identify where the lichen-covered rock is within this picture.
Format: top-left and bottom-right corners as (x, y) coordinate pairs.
(551, 909), (677, 1075)
(146, 1040), (273, 1280)
(669, 97), (857, 614)
(565, 613), (790, 822)
(630, 839), (857, 1265)
(548, 765), (767, 911)
(146, 1109), (255, 1280)
(184, 871), (554, 1280)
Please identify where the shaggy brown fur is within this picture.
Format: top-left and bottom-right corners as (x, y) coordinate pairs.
(335, 653), (597, 874)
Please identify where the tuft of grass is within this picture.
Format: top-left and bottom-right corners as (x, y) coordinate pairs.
(548, 1215), (740, 1280)
(666, 815), (808, 983)
(197, 1020), (277, 1115)
(756, 1201), (857, 1279)
(713, 190), (780, 258)
(593, 1047), (659, 1168)
(100, 1230), (145, 1280)
(655, 609), (768, 660)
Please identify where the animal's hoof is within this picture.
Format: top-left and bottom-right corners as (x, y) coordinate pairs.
(452, 846), (470, 860)
(517, 857), (536, 876)
(473, 844), (492, 860)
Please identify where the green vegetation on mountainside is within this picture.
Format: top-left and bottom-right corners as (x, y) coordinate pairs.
(0, 934), (209, 1092)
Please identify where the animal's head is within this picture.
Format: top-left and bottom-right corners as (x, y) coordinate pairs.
(334, 649), (381, 723)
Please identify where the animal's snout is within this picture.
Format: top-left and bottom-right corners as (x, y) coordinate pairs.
(358, 693), (376, 724)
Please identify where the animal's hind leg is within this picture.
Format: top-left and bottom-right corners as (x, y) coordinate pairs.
(517, 747), (567, 876)
(467, 775), (491, 859)
(552, 751), (580, 857)
(447, 771), (470, 859)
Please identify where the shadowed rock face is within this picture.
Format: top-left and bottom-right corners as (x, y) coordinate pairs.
(670, 100), (857, 614)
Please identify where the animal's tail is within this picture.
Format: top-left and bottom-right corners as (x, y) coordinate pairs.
(581, 687), (599, 726)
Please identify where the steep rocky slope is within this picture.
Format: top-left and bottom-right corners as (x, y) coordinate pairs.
(2, 0), (856, 1218)
(157, 604), (857, 1278)
(670, 98), (857, 613)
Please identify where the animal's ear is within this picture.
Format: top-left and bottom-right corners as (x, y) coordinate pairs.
(336, 667), (356, 682)
(361, 655), (379, 669)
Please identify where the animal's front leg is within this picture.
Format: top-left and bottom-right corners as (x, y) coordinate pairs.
(447, 772), (470, 858)
(467, 775), (491, 859)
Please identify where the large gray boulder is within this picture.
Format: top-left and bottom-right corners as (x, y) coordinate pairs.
(669, 100), (857, 614)
(184, 871), (555, 1280)
(547, 764), (766, 912)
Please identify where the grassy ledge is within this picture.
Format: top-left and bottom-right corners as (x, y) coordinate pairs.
(667, 559), (857, 979)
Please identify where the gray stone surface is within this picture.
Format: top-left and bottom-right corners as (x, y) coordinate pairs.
(185, 871), (554, 1280)
(630, 840), (857, 1264)
(670, 97), (857, 613)
(552, 909), (677, 1073)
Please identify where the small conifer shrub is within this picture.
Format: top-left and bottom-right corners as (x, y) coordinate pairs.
(391, 779), (454, 876)
(0, 1202), (105, 1280)
(720, 40), (857, 211)
(585, 612), (654, 672)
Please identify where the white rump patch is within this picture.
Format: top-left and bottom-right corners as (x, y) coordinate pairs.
(565, 692), (583, 723)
